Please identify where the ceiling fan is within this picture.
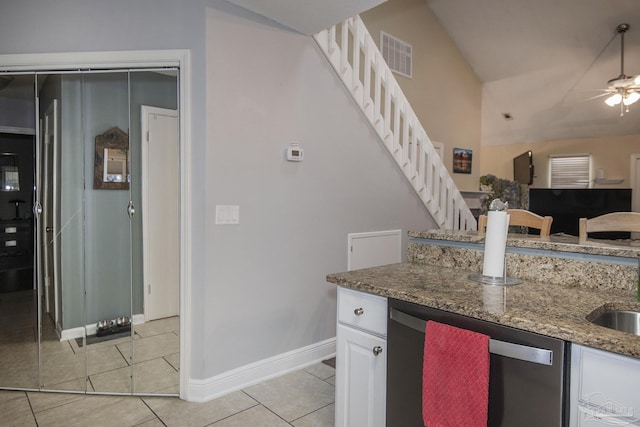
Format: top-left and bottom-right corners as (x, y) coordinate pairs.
(603, 23), (640, 115)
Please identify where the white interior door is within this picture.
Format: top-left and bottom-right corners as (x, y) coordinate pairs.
(348, 230), (402, 271)
(141, 106), (179, 321)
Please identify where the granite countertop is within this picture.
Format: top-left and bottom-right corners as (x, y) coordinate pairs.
(410, 229), (640, 259)
(327, 262), (640, 359)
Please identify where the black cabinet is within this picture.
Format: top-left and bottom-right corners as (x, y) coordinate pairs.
(0, 219), (33, 270)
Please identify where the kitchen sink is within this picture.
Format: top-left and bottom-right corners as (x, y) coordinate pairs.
(587, 309), (640, 336)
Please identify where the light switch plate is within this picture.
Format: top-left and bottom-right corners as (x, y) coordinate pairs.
(215, 205), (239, 225)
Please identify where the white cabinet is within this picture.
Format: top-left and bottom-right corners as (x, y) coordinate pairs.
(336, 287), (387, 427)
(570, 343), (640, 426)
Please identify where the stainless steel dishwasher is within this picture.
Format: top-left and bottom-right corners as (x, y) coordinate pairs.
(387, 298), (569, 426)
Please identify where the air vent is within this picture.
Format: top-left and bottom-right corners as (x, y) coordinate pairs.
(381, 31), (412, 78)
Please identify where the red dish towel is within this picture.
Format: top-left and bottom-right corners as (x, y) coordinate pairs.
(422, 320), (490, 427)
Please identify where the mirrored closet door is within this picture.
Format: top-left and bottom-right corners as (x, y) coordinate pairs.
(0, 68), (179, 395)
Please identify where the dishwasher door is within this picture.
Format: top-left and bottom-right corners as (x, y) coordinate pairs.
(386, 298), (569, 427)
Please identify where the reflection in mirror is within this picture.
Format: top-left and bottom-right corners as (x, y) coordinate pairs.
(0, 68), (180, 396)
(104, 148), (127, 183)
(0, 76), (38, 389)
(0, 153), (20, 191)
(93, 127), (130, 190)
(82, 72), (133, 394)
(130, 70), (180, 394)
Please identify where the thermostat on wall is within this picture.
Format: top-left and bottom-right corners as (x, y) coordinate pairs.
(286, 143), (304, 162)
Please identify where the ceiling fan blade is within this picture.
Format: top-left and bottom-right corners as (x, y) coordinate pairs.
(582, 92), (613, 102)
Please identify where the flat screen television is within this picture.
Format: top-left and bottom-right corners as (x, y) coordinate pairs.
(528, 188), (632, 239)
(513, 150), (533, 185)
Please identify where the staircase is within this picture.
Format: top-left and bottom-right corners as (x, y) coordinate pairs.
(314, 16), (476, 231)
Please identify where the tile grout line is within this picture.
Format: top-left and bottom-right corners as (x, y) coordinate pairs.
(288, 401), (335, 425)
(24, 391), (40, 426)
(139, 396), (168, 427)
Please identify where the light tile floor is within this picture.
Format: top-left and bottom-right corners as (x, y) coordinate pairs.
(0, 290), (180, 394)
(0, 289), (335, 426)
(0, 361), (336, 427)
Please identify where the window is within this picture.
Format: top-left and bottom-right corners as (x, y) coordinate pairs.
(549, 154), (590, 188)
(381, 31), (412, 78)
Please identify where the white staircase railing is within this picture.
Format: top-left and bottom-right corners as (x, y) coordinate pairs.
(314, 16), (476, 231)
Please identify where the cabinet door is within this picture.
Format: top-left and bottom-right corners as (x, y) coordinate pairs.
(336, 324), (386, 427)
(571, 344), (640, 427)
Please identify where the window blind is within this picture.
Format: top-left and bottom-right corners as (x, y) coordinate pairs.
(549, 154), (590, 188)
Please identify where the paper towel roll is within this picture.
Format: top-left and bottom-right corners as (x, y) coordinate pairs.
(482, 211), (510, 277)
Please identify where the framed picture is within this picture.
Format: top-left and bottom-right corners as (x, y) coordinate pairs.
(453, 148), (472, 174)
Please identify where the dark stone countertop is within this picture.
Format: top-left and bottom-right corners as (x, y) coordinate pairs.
(327, 262), (640, 359)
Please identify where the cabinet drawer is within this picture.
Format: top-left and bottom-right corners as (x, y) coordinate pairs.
(338, 287), (387, 337)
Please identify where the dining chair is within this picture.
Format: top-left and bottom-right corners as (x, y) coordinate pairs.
(578, 212), (640, 244)
(478, 209), (553, 237)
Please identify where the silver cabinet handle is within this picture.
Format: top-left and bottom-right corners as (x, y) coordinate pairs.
(373, 346), (383, 356)
(354, 307), (364, 316)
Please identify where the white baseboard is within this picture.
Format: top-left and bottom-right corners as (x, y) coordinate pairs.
(132, 314), (145, 325)
(60, 326), (85, 341)
(186, 338), (336, 403)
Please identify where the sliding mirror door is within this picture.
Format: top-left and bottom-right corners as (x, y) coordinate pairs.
(130, 70), (180, 394)
(37, 73), (88, 391)
(81, 72), (135, 394)
(0, 68), (180, 396)
(0, 74), (38, 389)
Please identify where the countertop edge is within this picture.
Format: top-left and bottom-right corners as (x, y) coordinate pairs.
(327, 265), (640, 359)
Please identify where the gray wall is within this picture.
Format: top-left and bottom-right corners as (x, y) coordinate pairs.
(0, 0), (438, 384)
(203, 1), (436, 377)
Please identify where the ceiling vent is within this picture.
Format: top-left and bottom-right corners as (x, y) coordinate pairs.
(381, 31), (412, 78)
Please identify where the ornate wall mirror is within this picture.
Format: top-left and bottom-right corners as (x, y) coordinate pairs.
(93, 127), (129, 190)
(0, 153), (20, 191)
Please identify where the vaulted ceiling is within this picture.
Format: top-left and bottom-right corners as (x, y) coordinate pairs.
(226, 0), (640, 147)
(425, 0), (640, 146)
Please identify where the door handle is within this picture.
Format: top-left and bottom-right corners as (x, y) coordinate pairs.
(389, 308), (553, 366)
(46, 227), (53, 232)
(127, 201), (135, 218)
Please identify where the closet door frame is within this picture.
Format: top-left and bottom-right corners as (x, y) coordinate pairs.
(0, 50), (192, 400)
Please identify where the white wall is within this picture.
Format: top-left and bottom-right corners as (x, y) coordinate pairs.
(204, 1), (435, 378)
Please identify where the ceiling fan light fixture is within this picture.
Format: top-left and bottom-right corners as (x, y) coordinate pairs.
(605, 93), (622, 106)
(601, 23), (640, 114)
(623, 91), (640, 106)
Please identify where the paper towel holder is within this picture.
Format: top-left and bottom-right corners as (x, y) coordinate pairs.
(468, 258), (522, 286)
(468, 273), (522, 286)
